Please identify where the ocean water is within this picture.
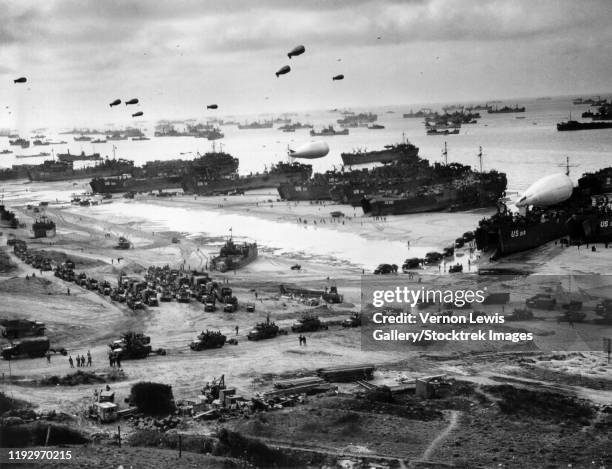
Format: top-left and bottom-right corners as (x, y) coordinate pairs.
(2, 96), (612, 193)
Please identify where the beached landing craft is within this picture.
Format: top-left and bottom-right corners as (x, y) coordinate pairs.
(475, 167), (612, 259)
(288, 141), (330, 159)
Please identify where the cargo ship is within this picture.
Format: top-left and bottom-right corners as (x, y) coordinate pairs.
(341, 141), (419, 165)
(57, 151), (102, 163)
(336, 112), (377, 127)
(487, 105), (526, 114)
(90, 174), (184, 193)
(183, 161), (312, 195)
(90, 152), (239, 194)
(0, 165), (35, 181)
(310, 126), (349, 137)
(9, 138), (30, 148)
(361, 171), (507, 216)
(210, 238), (258, 272)
(28, 158), (134, 182)
(474, 167), (612, 259)
(280, 143), (507, 211)
(237, 121), (273, 130)
(556, 120), (612, 131)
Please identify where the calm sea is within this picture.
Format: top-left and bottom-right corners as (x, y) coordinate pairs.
(2, 96), (612, 193)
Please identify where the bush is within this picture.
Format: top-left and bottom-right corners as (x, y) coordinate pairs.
(215, 428), (295, 467)
(0, 422), (88, 447)
(0, 392), (30, 415)
(130, 382), (175, 416)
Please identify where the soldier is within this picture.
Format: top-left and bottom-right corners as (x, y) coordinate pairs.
(109, 353), (114, 368)
(68, 355), (74, 368)
(235, 325), (239, 336)
(302, 336), (307, 346)
(87, 350), (92, 367)
(116, 355), (121, 368)
(46, 351), (51, 364)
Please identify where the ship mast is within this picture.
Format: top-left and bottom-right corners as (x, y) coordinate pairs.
(442, 141), (448, 165)
(558, 156), (578, 176)
(477, 146), (483, 172)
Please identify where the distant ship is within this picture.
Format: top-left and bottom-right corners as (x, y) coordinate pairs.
(32, 140), (50, 146)
(487, 105), (526, 114)
(427, 128), (459, 135)
(336, 112), (377, 127)
(368, 124), (385, 130)
(0, 149), (13, 154)
(28, 158), (134, 182)
(403, 108), (439, 118)
(556, 120), (612, 131)
(310, 126), (349, 137)
(210, 238), (258, 272)
(237, 121), (273, 130)
(341, 142), (419, 166)
(74, 135), (92, 141)
(9, 138), (30, 148)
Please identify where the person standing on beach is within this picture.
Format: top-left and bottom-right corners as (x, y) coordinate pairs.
(68, 355), (74, 368)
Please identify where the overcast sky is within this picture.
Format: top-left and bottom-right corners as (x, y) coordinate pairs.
(1, 0), (611, 128)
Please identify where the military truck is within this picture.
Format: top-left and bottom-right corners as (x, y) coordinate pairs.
(86, 277), (99, 291)
(190, 330), (227, 350)
(1, 319), (46, 339)
(402, 258), (421, 271)
(115, 237), (131, 249)
(223, 303), (237, 313)
(291, 314), (328, 333)
(247, 317), (285, 341)
(526, 294), (556, 310)
(109, 332), (152, 360)
(2, 336), (50, 359)
(98, 280), (112, 295)
(342, 312), (362, 328)
(507, 308), (534, 321)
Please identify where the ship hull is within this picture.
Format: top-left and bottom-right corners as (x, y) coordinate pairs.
(211, 246), (258, 272)
(557, 121), (612, 131)
(184, 171), (309, 195)
(29, 165), (133, 182)
(90, 176), (183, 193)
(361, 194), (455, 216)
(277, 182), (332, 201)
(475, 219), (568, 259)
(341, 147), (418, 165)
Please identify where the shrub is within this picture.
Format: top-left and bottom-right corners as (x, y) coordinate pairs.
(130, 382), (175, 416)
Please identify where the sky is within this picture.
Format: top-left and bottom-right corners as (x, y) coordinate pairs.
(1, 0), (611, 128)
